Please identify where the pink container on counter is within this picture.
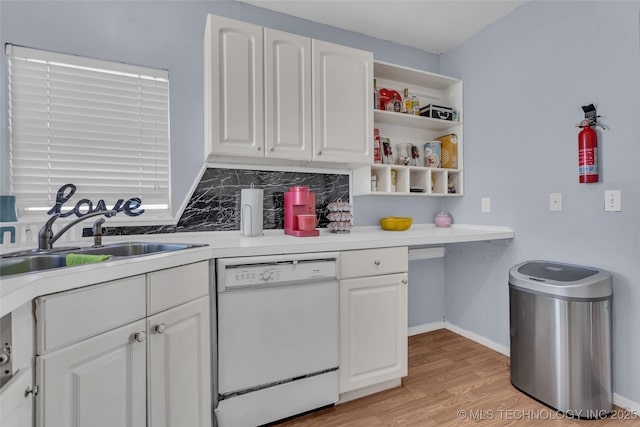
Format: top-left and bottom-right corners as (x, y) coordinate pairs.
(434, 212), (452, 227)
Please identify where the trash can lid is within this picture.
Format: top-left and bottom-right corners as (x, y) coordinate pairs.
(509, 260), (612, 300)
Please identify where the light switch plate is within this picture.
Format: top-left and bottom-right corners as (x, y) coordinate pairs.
(604, 190), (621, 212)
(481, 197), (491, 213)
(549, 193), (563, 211)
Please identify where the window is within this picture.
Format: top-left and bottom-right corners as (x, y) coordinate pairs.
(6, 44), (171, 221)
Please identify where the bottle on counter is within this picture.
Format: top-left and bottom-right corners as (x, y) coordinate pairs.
(403, 88), (412, 114)
(412, 94), (420, 116)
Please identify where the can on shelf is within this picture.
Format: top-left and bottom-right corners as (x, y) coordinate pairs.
(424, 141), (441, 168)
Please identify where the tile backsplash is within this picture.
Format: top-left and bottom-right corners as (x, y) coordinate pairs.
(99, 167), (350, 236)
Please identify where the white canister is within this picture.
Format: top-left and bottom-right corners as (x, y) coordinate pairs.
(240, 187), (264, 236)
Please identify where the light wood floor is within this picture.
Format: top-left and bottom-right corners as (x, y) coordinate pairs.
(275, 329), (639, 426)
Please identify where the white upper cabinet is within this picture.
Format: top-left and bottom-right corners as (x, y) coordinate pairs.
(205, 15), (264, 158)
(264, 28), (312, 161)
(204, 14), (373, 166)
(312, 40), (373, 164)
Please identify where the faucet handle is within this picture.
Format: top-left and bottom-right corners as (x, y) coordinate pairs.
(37, 214), (60, 250)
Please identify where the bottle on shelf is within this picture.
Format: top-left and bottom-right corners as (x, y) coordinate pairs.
(412, 94), (420, 116)
(403, 88), (412, 114)
(392, 93), (402, 113)
(373, 128), (382, 163)
(373, 79), (379, 110)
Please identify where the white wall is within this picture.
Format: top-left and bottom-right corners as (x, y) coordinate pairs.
(440, 0), (640, 405)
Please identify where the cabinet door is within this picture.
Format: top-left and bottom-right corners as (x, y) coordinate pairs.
(147, 296), (211, 427)
(36, 320), (146, 427)
(340, 273), (408, 393)
(0, 368), (33, 427)
(312, 39), (373, 164)
(205, 15), (264, 158)
(265, 28), (312, 161)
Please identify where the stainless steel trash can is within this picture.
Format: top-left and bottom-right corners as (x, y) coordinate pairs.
(509, 260), (612, 419)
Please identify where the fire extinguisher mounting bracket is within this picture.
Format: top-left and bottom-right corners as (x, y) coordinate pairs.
(577, 103), (607, 130)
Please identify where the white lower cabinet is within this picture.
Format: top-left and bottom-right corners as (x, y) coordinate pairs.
(33, 261), (211, 427)
(0, 302), (35, 427)
(147, 296), (211, 427)
(339, 247), (408, 395)
(0, 367), (34, 427)
(36, 320), (147, 427)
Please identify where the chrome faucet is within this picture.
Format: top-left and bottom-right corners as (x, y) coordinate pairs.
(92, 218), (106, 248)
(37, 210), (117, 251)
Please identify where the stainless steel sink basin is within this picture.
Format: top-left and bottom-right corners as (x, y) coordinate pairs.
(0, 254), (68, 276)
(0, 242), (205, 277)
(73, 242), (201, 257)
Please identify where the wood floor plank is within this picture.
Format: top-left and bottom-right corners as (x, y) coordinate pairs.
(274, 329), (638, 426)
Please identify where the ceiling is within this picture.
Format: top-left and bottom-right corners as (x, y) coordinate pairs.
(238, 0), (527, 54)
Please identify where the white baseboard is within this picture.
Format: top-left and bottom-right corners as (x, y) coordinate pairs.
(337, 378), (401, 404)
(614, 393), (640, 414)
(443, 321), (510, 356)
(408, 321), (445, 336)
(408, 322), (640, 413)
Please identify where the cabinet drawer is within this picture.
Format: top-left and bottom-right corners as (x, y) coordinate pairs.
(35, 275), (146, 354)
(340, 247), (408, 279)
(148, 261), (209, 315)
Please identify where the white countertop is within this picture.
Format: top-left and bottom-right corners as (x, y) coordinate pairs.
(0, 224), (514, 317)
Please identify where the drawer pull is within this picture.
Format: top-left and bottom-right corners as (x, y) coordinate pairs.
(155, 323), (167, 334)
(374, 260), (381, 266)
(402, 279), (408, 284)
(134, 331), (147, 343)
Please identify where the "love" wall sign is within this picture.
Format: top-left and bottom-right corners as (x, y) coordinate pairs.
(46, 184), (145, 218)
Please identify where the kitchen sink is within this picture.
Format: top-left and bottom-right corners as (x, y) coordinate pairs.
(0, 254), (68, 276)
(72, 242), (201, 257)
(0, 242), (206, 277)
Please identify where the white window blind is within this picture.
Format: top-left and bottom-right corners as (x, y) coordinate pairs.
(6, 44), (171, 220)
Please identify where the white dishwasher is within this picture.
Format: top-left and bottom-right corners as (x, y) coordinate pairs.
(215, 252), (339, 427)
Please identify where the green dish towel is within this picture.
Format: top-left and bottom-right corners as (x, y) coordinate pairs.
(66, 253), (113, 266)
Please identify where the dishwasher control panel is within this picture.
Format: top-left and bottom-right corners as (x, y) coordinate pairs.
(217, 252), (338, 291)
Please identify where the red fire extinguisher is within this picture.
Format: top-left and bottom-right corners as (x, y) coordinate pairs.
(578, 119), (598, 183)
(577, 104), (604, 184)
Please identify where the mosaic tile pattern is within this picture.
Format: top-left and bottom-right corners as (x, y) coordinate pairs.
(97, 167), (349, 236)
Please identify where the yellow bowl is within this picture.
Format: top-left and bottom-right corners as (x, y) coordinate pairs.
(379, 216), (413, 231)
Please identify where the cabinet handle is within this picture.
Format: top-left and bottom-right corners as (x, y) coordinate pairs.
(270, 147), (275, 152)
(317, 150), (322, 155)
(134, 331), (147, 343)
(374, 260), (380, 266)
(25, 385), (39, 397)
(155, 323), (167, 334)
(402, 279), (408, 284)
(257, 146), (262, 151)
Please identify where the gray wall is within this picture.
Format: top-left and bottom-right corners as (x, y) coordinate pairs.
(408, 257), (445, 327)
(440, 0), (640, 404)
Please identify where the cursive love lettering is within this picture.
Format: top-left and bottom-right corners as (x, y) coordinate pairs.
(47, 184), (145, 217)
